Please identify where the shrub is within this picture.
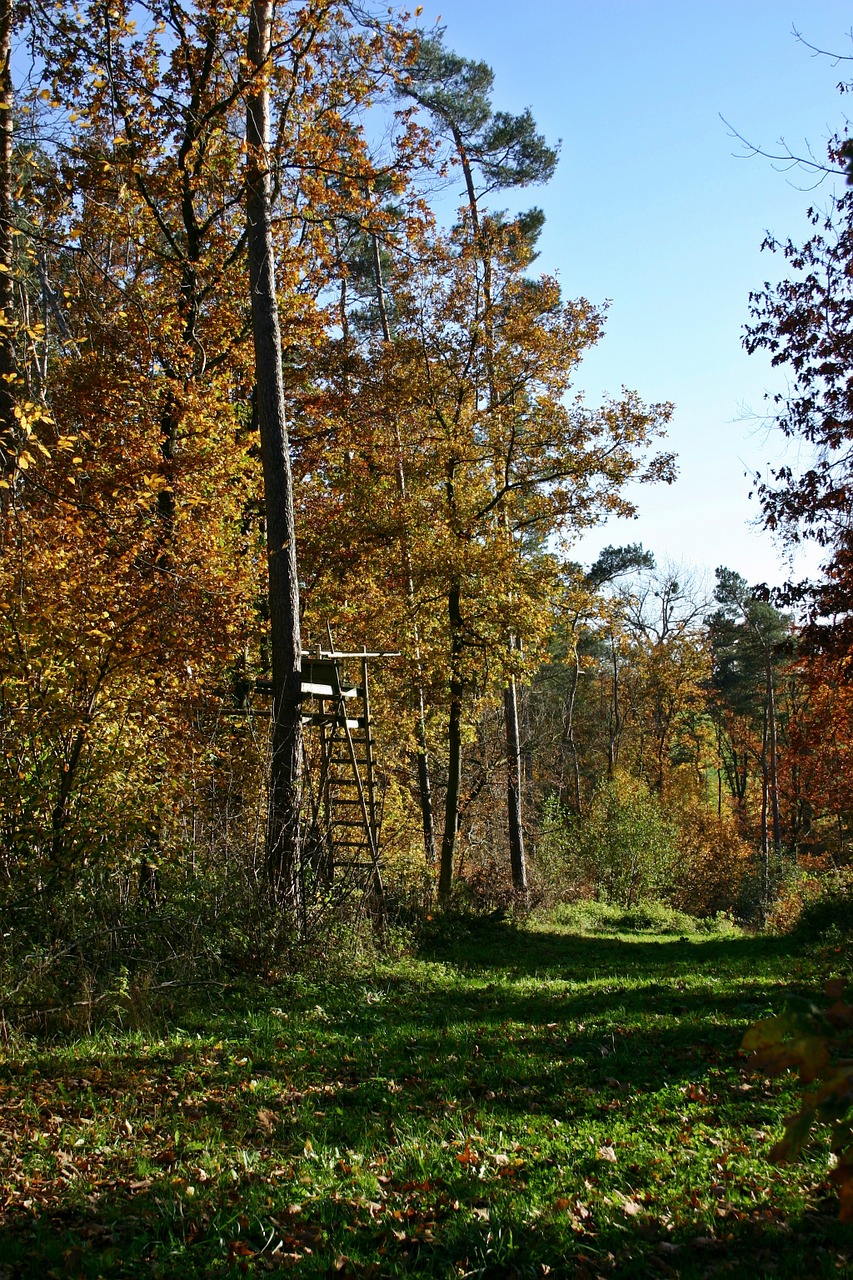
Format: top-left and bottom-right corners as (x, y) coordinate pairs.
(792, 872), (853, 942)
(551, 898), (740, 936)
(533, 794), (587, 904)
(765, 864), (826, 934)
(543, 773), (681, 908)
(450, 865), (519, 917)
(667, 799), (753, 918)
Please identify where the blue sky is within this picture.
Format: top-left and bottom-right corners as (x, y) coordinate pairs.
(415, 0), (853, 591)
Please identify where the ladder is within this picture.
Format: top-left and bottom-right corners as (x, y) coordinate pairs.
(300, 650), (383, 908)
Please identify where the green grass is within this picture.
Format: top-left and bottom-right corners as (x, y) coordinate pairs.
(0, 910), (850, 1278)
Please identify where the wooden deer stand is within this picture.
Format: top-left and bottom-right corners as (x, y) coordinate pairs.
(299, 646), (388, 910)
(235, 638), (395, 916)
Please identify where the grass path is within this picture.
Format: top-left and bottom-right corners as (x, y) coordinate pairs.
(0, 912), (850, 1278)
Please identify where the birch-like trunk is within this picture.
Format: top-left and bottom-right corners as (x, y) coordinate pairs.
(504, 673), (527, 894)
(439, 584), (464, 902)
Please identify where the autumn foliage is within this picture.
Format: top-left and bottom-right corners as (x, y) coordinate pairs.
(0, 0), (849, 1000)
(743, 979), (853, 1223)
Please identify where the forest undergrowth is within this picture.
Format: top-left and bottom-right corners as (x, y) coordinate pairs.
(0, 908), (850, 1279)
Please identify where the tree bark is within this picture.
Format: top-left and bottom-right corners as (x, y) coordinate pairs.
(246, 0), (303, 907)
(560, 647), (582, 813)
(370, 233), (436, 866)
(415, 689), (437, 866)
(0, 0), (15, 481)
(608, 635), (621, 774)
(439, 584), (464, 902)
(760, 703), (769, 910)
(454, 134), (528, 894)
(765, 654), (781, 858)
(504, 673), (527, 893)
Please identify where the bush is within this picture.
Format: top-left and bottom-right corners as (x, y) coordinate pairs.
(551, 898), (740, 937)
(791, 872), (853, 942)
(667, 799), (753, 918)
(536, 773), (680, 907)
(449, 865), (520, 917)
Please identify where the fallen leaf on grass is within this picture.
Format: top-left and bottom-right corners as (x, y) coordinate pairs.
(597, 1144), (617, 1163)
(456, 1140), (480, 1166)
(256, 1108), (277, 1134)
(228, 1241), (255, 1258)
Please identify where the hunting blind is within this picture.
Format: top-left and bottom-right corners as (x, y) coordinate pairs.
(244, 645), (395, 909)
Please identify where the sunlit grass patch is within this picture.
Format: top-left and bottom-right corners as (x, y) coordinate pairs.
(0, 913), (849, 1277)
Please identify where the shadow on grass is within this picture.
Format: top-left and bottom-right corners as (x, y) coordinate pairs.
(0, 1178), (848, 1279)
(0, 920), (843, 1280)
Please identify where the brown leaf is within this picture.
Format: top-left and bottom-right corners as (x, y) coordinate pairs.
(456, 1140), (479, 1166)
(228, 1241), (255, 1258)
(256, 1108), (277, 1134)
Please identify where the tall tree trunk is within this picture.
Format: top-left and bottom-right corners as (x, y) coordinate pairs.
(760, 704), (769, 910)
(504, 672), (527, 893)
(560, 647), (582, 813)
(716, 724), (723, 817)
(246, 0), (302, 906)
(439, 584), (464, 902)
(765, 654), (781, 858)
(0, 0), (15, 481)
(502, 628), (528, 894)
(453, 137), (528, 892)
(608, 635), (621, 775)
(370, 233), (436, 866)
(414, 688), (437, 866)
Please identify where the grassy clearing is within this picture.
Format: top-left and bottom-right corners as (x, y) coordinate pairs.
(0, 909), (850, 1278)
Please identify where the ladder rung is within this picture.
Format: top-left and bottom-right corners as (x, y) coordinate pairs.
(302, 715), (365, 729)
(300, 682), (364, 699)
